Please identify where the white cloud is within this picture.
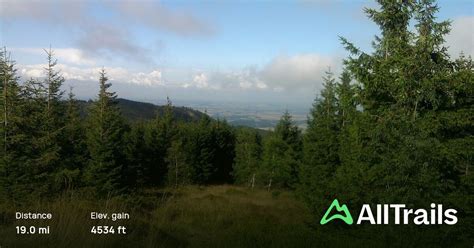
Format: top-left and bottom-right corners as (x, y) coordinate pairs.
(19, 64), (98, 81)
(16, 52), (335, 95)
(186, 54), (335, 92)
(261, 54), (336, 90)
(17, 64), (163, 86)
(446, 16), (474, 57)
(131, 70), (163, 86)
(12, 48), (96, 66)
(188, 67), (267, 91)
(54, 48), (96, 66)
(20, 65), (44, 78)
(192, 73), (209, 88)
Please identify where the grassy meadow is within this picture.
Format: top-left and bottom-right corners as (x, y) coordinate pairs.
(0, 186), (323, 247)
(1, 186), (470, 247)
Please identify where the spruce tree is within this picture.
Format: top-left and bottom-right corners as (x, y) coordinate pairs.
(193, 115), (215, 184)
(86, 69), (126, 194)
(339, 0), (465, 205)
(336, 69), (356, 128)
(334, 0), (473, 244)
(144, 97), (176, 186)
(262, 111), (301, 189)
(299, 70), (340, 211)
(57, 88), (87, 190)
(124, 122), (148, 188)
(0, 48), (26, 198)
(25, 49), (65, 195)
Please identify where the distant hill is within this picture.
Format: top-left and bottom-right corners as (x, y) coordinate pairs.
(78, 98), (207, 122)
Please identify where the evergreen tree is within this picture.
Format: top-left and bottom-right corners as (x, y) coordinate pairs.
(0, 48), (27, 198)
(193, 115), (215, 184)
(336, 69), (356, 128)
(56, 88), (87, 190)
(339, 0), (464, 205)
(262, 111), (301, 190)
(124, 122), (148, 188)
(144, 97), (175, 186)
(210, 119), (235, 184)
(85, 69), (126, 195)
(23, 49), (66, 195)
(332, 0), (473, 244)
(299, 70), (340, 210)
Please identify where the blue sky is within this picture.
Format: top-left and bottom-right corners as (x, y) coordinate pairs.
(0, 0), (473, 106)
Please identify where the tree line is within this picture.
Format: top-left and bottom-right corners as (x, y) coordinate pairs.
(0, 48), (239, 198)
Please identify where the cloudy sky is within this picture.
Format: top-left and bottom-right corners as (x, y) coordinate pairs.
(1, 0), (473, 106)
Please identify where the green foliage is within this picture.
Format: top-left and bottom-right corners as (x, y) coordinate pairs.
(166, 138), (194, 187)
(301, 0), (473, 244)
(85, 69), (127, 195)
(0, 48), (27, 199)
(0, 1), (472, 244)
(299, 70), (341, 212)
(233, 128), (263, 187)
(337, 0), (472, 206)
(56, 89), (87, 191)
(178, 117), (236, 185)
(261, 111), (301, 190)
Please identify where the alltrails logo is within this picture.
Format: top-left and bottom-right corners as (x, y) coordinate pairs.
(320, 199), (458, 225)
(320, 199), (353, 225)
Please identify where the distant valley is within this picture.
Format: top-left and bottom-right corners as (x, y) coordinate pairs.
(79, 98), (308, 130)
(173, 100), (308, 130)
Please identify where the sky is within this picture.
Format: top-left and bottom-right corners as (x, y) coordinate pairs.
(1, 0), (473, 107)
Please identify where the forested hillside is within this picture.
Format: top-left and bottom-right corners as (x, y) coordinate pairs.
(0, 0), (472, 246)
(77, 98), (207, 123)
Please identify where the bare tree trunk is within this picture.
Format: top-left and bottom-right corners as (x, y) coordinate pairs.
(46, 48), (53, 132)
(175, 156), (178, 188)
(267, 170), (273, 191)
(251, 173), (255, 190)
(3, 55), (7, 158)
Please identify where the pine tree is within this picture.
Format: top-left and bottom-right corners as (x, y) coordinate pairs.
(25, 49), (66, 195)
(0, 48), (26, 198)
(339, 0), (465, 205)
(56, 88), (87, 190)
(124, 122), (148, 188)
(210, 119), (235, 184)
(262, 111), (301, 190)
(193, 115), (215, 184)
(299, 70), (340, 210)
(142, 97), (175, 186)
(336, 69), (356, 128)
(303, 70), (339, 168)
(85, 69), (126, 195)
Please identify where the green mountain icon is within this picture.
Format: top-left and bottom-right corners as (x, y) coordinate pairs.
(320, 199), (353, 225)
